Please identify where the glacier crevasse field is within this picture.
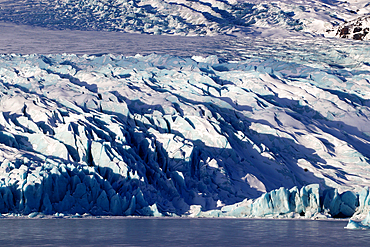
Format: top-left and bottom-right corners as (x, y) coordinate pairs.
(1, 0), (370, 224)
(0, 52), (370, 219)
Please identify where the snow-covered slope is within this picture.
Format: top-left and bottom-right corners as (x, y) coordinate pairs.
(0, 0), (368, 37)
(0, 0), (302, 35)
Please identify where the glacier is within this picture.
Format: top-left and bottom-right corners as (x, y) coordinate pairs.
(0, 0), (370, 224)
(1, 0), (370, 38)
(0, 52), (369, 219)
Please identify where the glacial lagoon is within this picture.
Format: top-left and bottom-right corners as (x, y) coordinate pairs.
(0, 218), (367, 247)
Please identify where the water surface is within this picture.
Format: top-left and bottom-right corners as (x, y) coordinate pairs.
(0, 218), (367, 247)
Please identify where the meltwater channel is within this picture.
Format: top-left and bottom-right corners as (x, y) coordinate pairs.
(0, 218), (368, 247)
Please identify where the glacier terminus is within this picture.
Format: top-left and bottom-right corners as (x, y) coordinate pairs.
(0, 0), (370, 229)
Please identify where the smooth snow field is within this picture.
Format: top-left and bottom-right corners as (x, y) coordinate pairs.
(1, 0), (370, 228)
(0, 218), (368, 247)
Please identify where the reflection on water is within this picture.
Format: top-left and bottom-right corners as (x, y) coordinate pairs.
(0, 218), (367, 247)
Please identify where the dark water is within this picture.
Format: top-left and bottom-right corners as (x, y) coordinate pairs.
(0, 218), (367, 247)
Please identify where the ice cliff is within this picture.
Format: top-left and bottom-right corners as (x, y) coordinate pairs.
(196, 184), (360, 219)
(0, 53), (370, 217)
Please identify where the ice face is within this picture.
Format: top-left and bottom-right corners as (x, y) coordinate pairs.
(0, 52), (368, 217)
(196, 185), (320, 218)
(196, 184), (362, 219)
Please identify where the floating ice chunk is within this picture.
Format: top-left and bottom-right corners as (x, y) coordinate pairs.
(27, 212), (39, 218)
(345, 219), (365, 229)
(345, 211), (370, 230)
